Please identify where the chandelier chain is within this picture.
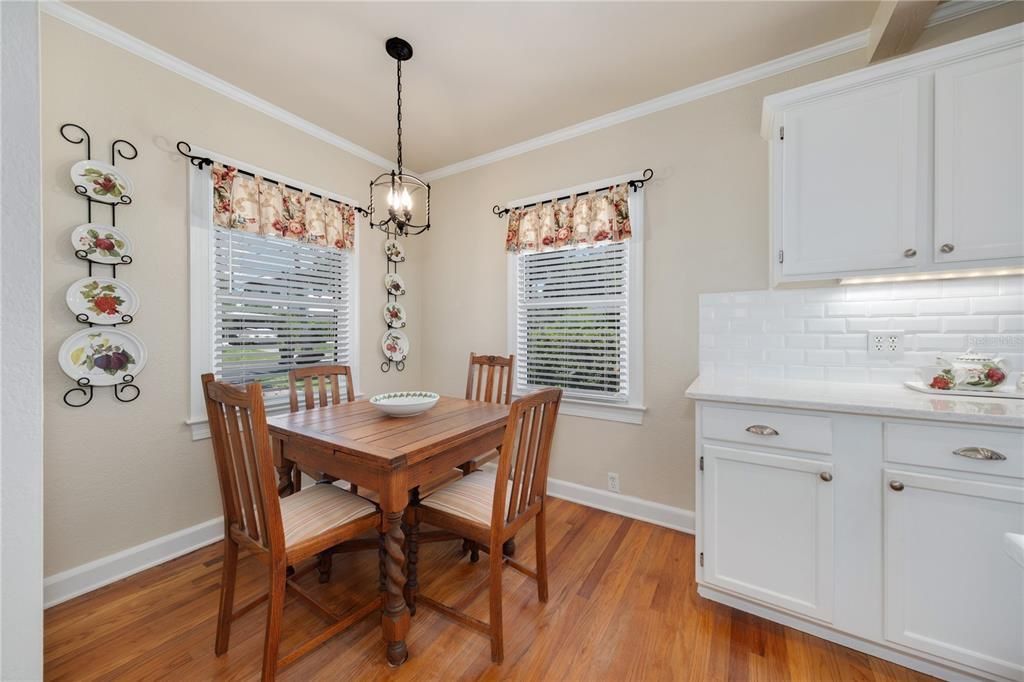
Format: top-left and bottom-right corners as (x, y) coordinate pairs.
(396, 59), (403, 174)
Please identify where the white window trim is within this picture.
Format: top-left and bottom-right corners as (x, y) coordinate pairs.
(186, 147), (362, 440)
(505, 171), (645, 425)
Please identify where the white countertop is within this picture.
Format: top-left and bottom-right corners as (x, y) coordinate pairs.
(685, 376), (1024, 428)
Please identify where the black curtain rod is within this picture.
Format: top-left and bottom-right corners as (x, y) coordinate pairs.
(491, 168), (654, 218)
(176, 141), (366, 213)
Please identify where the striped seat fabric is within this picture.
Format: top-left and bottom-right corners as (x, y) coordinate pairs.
(420, 469), (512, 527)
(280, 483), (377, 547)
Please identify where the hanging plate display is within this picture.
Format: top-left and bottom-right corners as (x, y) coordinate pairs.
(70, 160), (134, 203)
(384, 239), (406, 262)
(383, 302), (406, 328)
(65, 277), (140, 324)
(59, 328), (147, 387)
(382, 329), (409, 361)
(384, 272), (406, 296)
(71, 223), (133, 264)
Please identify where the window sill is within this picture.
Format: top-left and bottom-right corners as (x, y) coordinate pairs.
(514, 394), (646, 425)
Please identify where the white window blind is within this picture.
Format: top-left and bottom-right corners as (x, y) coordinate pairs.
(514, 241), (630, 402)
(213, 227), (354, 407)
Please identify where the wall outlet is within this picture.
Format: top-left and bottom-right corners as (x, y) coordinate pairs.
(868, 330), (905, 359)
(607, 472), (621, 494)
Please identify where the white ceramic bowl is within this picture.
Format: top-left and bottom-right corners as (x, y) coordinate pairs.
(370, 391), (440, 417)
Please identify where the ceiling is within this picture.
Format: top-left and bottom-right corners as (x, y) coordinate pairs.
(71, 1), (878, 172)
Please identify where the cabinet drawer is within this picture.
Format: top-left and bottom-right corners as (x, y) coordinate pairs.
(885, 422), (1024, 479)
(702, 405), (832, 455)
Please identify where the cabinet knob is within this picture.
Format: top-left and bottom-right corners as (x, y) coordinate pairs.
(889, 480), (905, 492)
(953, 447), (1007, 461)
(903, 248), (917, 258)
(819, 471), (832, 482)
(940, 243), (955, 254)
(745, 424), (779, 436)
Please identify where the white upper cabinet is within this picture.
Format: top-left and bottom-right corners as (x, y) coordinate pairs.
(777, 78), (925, 278)
(934, 47), (1024, 264)
(763, 24), (1024, 284)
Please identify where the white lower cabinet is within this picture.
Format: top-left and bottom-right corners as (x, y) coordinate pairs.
(702, 444), (834, 622)
(696, 401), (1024, 681)
(883, 469), (1024, 681)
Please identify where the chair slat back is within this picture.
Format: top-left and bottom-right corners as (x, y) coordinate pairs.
(465, 353), (514, 405)
(288, 364), (355, 412)
(203, 374), (284, 554)
(491, 388), (562, 532)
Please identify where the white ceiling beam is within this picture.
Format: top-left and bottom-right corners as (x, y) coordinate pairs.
(867, 0), (940, 63)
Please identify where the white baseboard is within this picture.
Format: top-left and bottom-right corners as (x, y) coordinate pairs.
(43, 478), (691, 608)
(44, 517), (223, 608)
(546, 477), (695, 534)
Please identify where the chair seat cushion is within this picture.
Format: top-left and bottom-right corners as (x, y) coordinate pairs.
(420, 469), (511, 527)
(280, 483), (376, 547)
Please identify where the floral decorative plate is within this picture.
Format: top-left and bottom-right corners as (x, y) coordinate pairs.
(384, 239), (406, 262)
(70, 160), (134, 203)
(58, 328), (147, 386)
(383, 302), (406, 328)
(382, 329), (409, 361)
(65, 277), (140, 324)
(384, 273), (406, 296)
(71, 223), (133, 264)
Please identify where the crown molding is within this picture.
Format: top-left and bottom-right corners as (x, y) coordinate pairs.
(927, 0), (1011, 28)
(419, 30), (870, 181)
(40, 1), (396, 171)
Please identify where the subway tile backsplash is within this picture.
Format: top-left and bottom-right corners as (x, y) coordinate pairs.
(698, 276), (1024, 384)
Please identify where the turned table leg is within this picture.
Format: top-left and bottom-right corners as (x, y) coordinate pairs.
(381, 509), (409, 666)
(272, 438), (295, 497)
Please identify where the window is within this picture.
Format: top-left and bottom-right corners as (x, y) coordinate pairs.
(188, 150), (359, 439)
(507, 182), (644, 424)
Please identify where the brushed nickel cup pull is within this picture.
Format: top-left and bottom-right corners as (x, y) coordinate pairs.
(953, 447), (1007, 461)
(940, 243), (955, 254)
(819, 472), (833, 482)
(903, 248), (917, 258)
(745, 425), (779, 436)
(889, 480), (905, 492)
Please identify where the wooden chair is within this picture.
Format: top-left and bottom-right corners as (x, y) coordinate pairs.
(287, 365), (356, 493)
(407, 387), (562, 663)
(202, 374), (381, 681)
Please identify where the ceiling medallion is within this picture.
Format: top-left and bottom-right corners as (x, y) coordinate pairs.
(366, 37), (430, 237)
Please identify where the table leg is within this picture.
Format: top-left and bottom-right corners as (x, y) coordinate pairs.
(272, 438), (295, 497)
(381, 509), (409, 666)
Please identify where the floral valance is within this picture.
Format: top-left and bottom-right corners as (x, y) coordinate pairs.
(212, 163), (356, 250)
(504, 184), (632, 253)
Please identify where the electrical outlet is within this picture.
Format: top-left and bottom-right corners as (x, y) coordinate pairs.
(607, 472), (621, 494)
(868, 330), (904, 359)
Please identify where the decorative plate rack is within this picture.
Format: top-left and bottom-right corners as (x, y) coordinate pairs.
(380, 231), (408, 372)
(59, 123), (143, 407)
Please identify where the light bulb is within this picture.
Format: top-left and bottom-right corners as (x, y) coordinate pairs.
(401, 187), (412, 210)
(386, 187), (396, 209)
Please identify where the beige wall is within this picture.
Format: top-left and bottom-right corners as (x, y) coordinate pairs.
(41, 16), (422, 575)
(421, 8), (1024, 513)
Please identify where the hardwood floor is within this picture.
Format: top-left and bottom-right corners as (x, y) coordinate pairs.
(44, 498), (933, 681)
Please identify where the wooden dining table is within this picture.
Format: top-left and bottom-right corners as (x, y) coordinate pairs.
(267, 395), (511, 666)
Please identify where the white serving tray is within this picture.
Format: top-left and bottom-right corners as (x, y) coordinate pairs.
(904, 381), (1024, 400)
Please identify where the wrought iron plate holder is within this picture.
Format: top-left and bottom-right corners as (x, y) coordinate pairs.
(60, 123), (141, 407)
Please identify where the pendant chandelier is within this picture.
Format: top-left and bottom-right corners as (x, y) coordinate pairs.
(366, 37), (430, 237)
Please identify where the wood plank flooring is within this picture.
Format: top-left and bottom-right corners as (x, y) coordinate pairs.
(44, 498), (933, 681)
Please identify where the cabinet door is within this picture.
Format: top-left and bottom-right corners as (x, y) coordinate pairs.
(778, 78), (924, 277)
(934, 48), (1024, 264)
(884, 469), (1024, 680)
(703, 444), (834, 621)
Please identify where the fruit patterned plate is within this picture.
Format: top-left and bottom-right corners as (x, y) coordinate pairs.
(383, 302), (406, 328)
(71, 223), (133, 264)
(382, 329), (409, 361)
(384, 239), (406, 262)
(58, 328), (147, 387)
(65, 277), (140, 324)
(70, 160), (134, 203)
(384, 273), (406, 296)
